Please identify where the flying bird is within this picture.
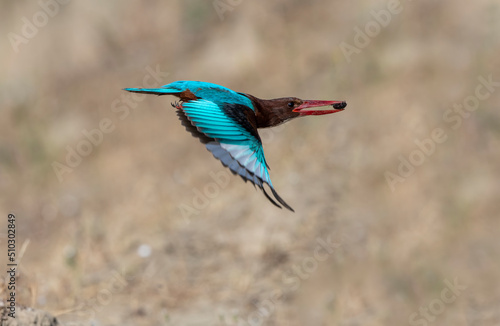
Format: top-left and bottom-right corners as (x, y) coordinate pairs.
(124, 81), (346, 212)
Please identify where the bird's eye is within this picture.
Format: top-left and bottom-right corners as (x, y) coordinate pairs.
(287, 102), (295, 108)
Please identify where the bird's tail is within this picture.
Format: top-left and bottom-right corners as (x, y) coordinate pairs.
(123, 87), (182, 95)
(267, 185), (295, 212)
(257, 181), (294, 212)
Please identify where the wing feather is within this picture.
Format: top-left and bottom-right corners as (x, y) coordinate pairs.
(180, 99), (293, 211)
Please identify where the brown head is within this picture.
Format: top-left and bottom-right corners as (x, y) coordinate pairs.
(244, 94), (347, 128)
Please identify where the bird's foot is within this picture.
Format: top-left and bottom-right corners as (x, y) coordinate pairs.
(171, 101), (183, 109)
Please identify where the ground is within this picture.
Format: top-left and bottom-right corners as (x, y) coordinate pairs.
(1, 1), (499, 325)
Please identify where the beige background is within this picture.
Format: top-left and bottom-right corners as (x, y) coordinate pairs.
(1, 0), (499, 325)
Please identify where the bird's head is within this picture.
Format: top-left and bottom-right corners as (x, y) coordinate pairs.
(246, 94), (347, 128)
(281, 97), (347, 116)
(268, 97), (347, 125)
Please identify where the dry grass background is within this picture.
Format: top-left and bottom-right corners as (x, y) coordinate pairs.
(1, 0), (499, 325)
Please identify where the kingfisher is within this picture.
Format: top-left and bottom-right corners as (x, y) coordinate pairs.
(124, 81), (346, 212)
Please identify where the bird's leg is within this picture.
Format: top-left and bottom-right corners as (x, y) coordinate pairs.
(171, 101), (183, 110)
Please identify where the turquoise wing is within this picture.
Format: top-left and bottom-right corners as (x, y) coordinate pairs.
(180, 99), (293, 211)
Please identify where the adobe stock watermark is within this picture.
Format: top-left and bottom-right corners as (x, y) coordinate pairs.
(178, 169), (232, 222)
(218, 233), (344, 326)
(385, 74), (500, 192)
(7, 0), (71, 53)
(339, 0), (405, 63)
(65, 270), (128, 326)
(409, 278), (467, 326)
(51, 65), (169, 183)
(213, 0), (243, 21)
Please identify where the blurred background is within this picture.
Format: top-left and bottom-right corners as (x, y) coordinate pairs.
(1, 0), (499, 325)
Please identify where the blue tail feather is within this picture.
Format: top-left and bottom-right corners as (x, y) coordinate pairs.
(123, 87), (182, 95)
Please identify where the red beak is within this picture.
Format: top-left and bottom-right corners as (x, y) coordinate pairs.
(293, 100), (347, 116)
